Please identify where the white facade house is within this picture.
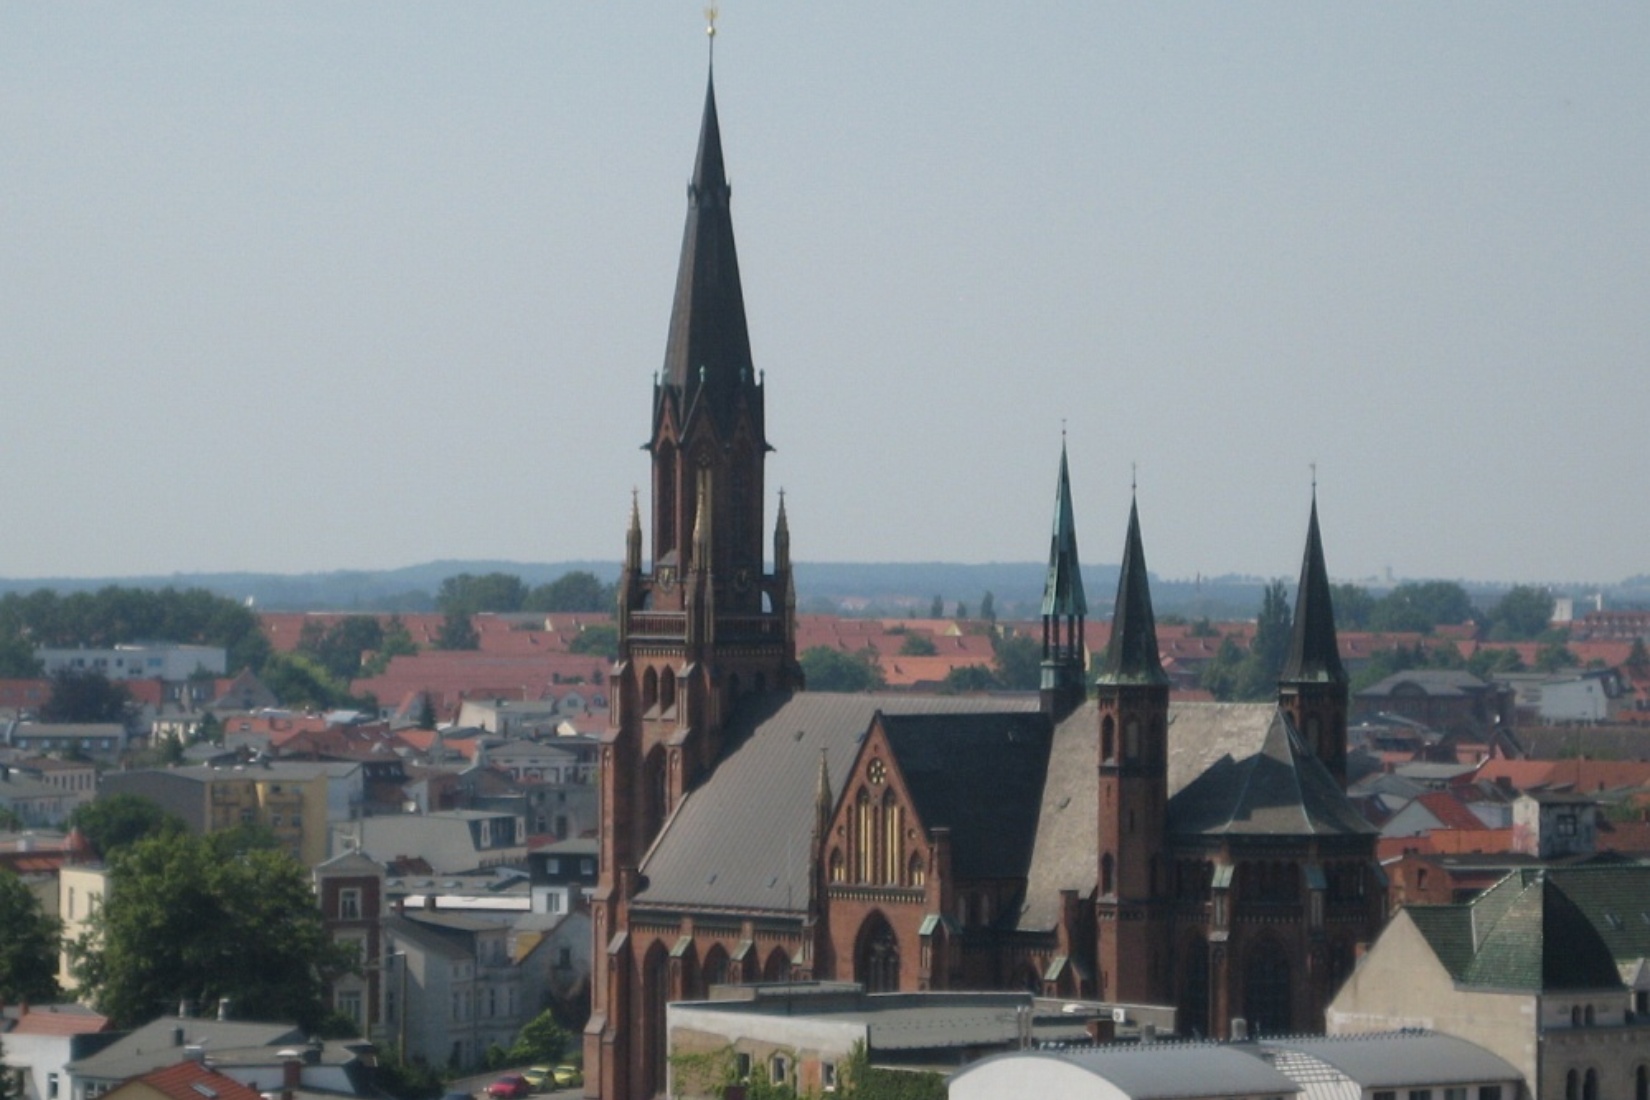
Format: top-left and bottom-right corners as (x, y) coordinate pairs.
(36, 644), (226, 682)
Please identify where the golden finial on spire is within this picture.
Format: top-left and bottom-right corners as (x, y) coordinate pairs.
(706, 5), (719, 40)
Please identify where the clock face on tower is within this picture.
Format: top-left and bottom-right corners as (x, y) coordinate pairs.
(657, 566), (676, 591)
(733, 565), (753, 592)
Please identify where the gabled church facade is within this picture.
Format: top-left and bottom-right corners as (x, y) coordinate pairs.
(585, 70), (1386, 1100)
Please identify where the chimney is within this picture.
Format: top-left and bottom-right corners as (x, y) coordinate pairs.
(217, 997), (233, 1021)
(183, 1044), (206, 1064)
(1230, 1017), (1249, 1042)
(280, 1052), (302, 1100)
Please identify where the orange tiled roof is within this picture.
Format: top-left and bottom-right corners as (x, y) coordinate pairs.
(115, 1062), (262, 1100)
(11, 1006), (112, 1036)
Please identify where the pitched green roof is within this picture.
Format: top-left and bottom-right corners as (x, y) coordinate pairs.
(1041, 443), (1087, 618)
(1409, 868), (1627, 992)
(1281, 499), (1347, 685)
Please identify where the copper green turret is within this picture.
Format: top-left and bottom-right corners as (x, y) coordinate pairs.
(1040, 443), (1089, 719)
(1096, 497), (1168, 687)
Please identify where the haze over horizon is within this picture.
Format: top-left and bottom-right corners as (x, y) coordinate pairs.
(4, 6), (1646, 586)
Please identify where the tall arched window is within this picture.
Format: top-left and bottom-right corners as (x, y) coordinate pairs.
(763, 947), (790, 983)
(1101, 853), (1115, 896)
(1584, 1069), (1599, 1100)
(908, 852), (926, 887)
(1635, 1063), (1647, 1100)
(1179, 935), (1209, 1039)
(642, 943), (671, 1100)
(1101, 716), (1116, 761)
(659, 667), (677, 713)
(1125, 719), (1140, 759)
(854, 790), (872, 883)
(642, 668), (659, 712)
(829, 848), (846, 883)
(881, 790), (900, 884)
(1566, 1070), (1579, 1100)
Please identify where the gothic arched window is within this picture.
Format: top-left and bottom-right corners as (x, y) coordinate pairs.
(855, 914), (900, 993)
(1243, 938), (1292, 1036)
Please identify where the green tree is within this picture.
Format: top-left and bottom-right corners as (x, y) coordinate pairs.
(297, 616), (385, 682)
(568, 623), (620, 659)
(508, 1008), (571, 1064)
(1368, 581), (1476, 634)
(801, 647), (885, 692)
(436, 573), (527, 617)
(435, 611), (480, 651)
(1331, 583), (1375, 632)
(41, 669), (132, 724)
(196, 712), (224, 745)
(954, 602), (968, 620)
(72, 829), (354, 1029)
(1534, 641), (1579, 673)
(0, 867), (61, 1002)
(0, 586), (267, 673)
(526, 571), (615, 613)
(374, 1047), (446, 1100)
(1626, 637), (1650, 676)
(898, 633), (938, 657)
(1486, 585), (1555, 641)
(1467, 646), (1525, 678)
(260, 651), (355, 710)
(68, 795), (185, 858)
(979, 591), (996, 624)
(0, 631), (43, 678)
(941, 665), (997, 693)
(928, 595), (943, 619)
(992, 631), (1042, 691)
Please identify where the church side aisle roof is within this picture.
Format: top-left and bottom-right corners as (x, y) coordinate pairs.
(633, 692), (1040, 913)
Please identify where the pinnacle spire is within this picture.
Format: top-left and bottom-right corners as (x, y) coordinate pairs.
(1041, 442), (1087, 618)
(660, 67), (755, 436)
(1097, 497), (1168, 686)
(1282, 496), (1347, 684)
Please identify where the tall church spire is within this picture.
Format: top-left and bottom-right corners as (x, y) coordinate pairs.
(1040, 442), (1088, 719)
(1278, 493), (1351, 787)
(660, 69), (757, 440)
(1097, 496), (1167, 686)
(1281, 496), (1346, 685)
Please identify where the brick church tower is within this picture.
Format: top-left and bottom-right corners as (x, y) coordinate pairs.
(1093, 495), (1172, 1004)
(585, 67), (802, 1100)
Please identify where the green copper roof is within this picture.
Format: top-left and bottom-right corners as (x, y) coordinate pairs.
(1096, 498), (1168, 686)
(1041, 444), (1087, 618)
(1409, 869), (1627, 992)
(1281, 498), (1347, 684)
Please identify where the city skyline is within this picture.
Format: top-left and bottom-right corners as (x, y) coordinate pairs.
(3, 5), (1647, 585)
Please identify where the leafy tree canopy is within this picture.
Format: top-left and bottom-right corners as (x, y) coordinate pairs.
(260, 651), (364, 711)
(72, 829), (354, 1029)
(508, 1009), (571, 1064)
(41, 669), (132, 724)
(1486, 585), (1555, 642)
(297, 616), (385, 682)
(0, 867), (61, 1002)
(568, 623), (619, 659)
(526, 570), (615, 613)
(1330, 583), (1376, 632)
(1366, 581), (1476, 634)
(940, 665), (997, 694)
(68, 794), (185, 858)
(0, 586), (269, 673)
(436, 573), (527, 617)
(898, 633), (938, 657)
(435, 610), (480, 652)
(0, 632), (43, 678)
(801, 646), (885, 692)
(1197, 581), (1292, 702)
(991, 631), (1042, 691)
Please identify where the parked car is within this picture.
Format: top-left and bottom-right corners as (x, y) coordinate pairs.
(520, 1068), (552, 1093)
(550, 1067), (583, 1089)
(485, 1075), (531, 1100)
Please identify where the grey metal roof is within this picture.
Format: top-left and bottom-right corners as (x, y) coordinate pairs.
(1016, 701), (1102, 931)
(1358, 670), (1493, 698)
(955, 1045), (1299, 1100)
(69, 1017), (304, 1080)
(634, 692), (1038, 913)
(1261, 1032), (1521, 1089)
(1168, 710), (1376, 838)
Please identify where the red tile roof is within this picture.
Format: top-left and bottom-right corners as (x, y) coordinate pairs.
(10, 1006), (112, 1036)
(112, 1062), (262, 1100)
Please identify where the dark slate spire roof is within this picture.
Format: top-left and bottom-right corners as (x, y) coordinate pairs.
(660, 71), (756, 439)
(1096, 497), (1168, 686)
(1166, 709), (1375, 837)
(1282, 497), (1347, 684)
(1041, 443), (1087, 618)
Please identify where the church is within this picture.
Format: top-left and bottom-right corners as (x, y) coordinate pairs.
(584, 67), (1386, 1100)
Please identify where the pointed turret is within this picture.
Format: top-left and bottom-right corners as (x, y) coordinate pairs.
(660, 72), (757, 440)
(1097, 497), (1168, 686)
(1279, 495), (1350, 788)
(1040, 443), (1088, 720)
(1042, 444), (1087, 620)
(1282, 497), (1346, 685)
(774, 491), (791, 574)
(625, 491), (643, 574)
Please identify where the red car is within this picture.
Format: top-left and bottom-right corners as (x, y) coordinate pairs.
(486, 1076), (531, 1100)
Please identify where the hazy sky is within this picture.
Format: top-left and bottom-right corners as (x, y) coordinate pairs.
(3, 5), (1647, 587)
